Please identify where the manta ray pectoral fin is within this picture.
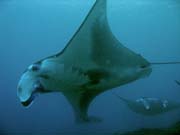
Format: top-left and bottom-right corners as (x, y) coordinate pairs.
(62, 88), (102, 123)
(57, 0), (111, 64)
(54, 0), (150, 70)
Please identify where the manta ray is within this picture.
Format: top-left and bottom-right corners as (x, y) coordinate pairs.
(114, 93), (180, 116)
(17, 0), (180, 122)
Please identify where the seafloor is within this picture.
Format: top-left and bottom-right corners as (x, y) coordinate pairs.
(114, 121), (180, 135)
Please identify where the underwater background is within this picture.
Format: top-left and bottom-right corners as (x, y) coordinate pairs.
(0, 0), (180, 134)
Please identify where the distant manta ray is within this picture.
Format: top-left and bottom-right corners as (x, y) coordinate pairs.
(113, 93), (180, 116)
(17, 0), (180, 123)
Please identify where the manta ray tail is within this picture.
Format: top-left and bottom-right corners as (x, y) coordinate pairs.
(151, 61), (180, 86)
(151, 61), (180, 65)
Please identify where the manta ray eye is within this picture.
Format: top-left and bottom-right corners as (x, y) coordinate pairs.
(30, 64), (40, 71)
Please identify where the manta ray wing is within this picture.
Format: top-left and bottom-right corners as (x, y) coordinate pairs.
(58, 0), (111, 66)
(55, 0), (150, 69)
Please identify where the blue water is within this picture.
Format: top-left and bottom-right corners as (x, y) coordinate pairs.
(0, 0), (180, 134)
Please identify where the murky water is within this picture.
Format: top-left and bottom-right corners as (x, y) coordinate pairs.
(0, 0), (180, 134)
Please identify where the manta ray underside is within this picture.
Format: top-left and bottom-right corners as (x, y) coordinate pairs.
(17, 0), (152, 123)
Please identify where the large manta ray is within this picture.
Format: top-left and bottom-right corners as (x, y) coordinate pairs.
(17, 0), (178, 122)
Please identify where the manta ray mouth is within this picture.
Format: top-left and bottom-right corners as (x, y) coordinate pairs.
(21, 92), (38, 107)
(21, 82), (44, 107)
(21, 95), (35, 107)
